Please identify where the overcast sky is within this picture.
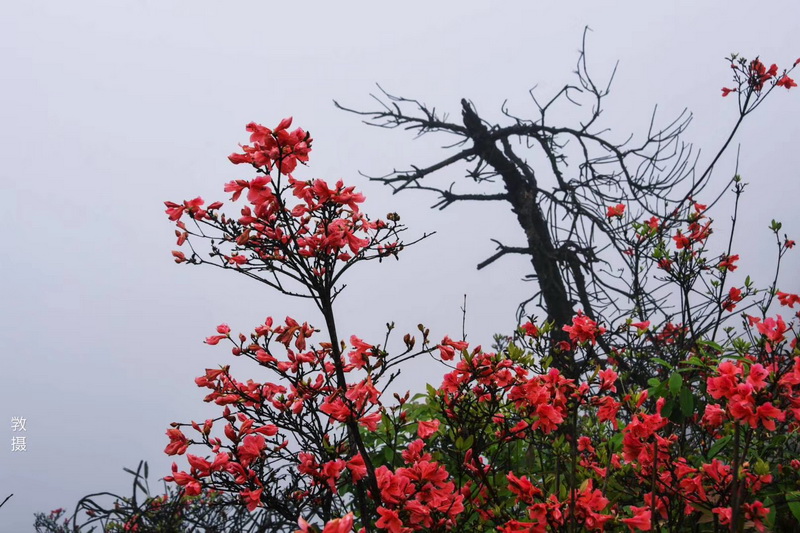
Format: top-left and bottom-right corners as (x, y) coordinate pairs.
(2, 1), (799, 529)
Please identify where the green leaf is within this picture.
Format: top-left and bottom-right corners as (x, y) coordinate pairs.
(788, 492), (800, 522)
(455, 435), (474, 451)
(669, 372), (683, 396)
(764, 496), (776, 530)
(647, 378), (660, 387)
(661, 399), (674, 418)
(707, 435), (731, 459)
(679, 387), (694, 417)
(383, 446), (395, 464)
(463, 435), (474, 450)
(697, 339), (725, 353)
(650, 357), (673, 369)
(648, 381), (667, 400)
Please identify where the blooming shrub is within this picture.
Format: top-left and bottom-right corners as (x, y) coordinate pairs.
(153, 109), (800, 532)
(36, 54), (800, 533)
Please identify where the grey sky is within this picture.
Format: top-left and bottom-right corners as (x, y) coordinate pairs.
(2, 1), (799, 529)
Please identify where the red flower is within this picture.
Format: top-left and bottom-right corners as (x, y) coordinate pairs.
(320, 397), (354, 422)
(599, 368), (618, 393)
(437, 336), (469, 360)
(743, 502), (770, 533)
(776, 75), (797, 89)
(756, 315), (789, 350)
(164, 428), (189, 456)
(777, 291), (800, 308)
(621, 506), (651, 531)
(596, 396), (621, 427)
(322, 514), (355, 533)
(721, 87), (736, 97)
(376, 506), (403, 533)
(520, 321), (539, 337)
(506, 472), (543, 504)
(359, 412), (381, 431)
(164, 197), (206, 221)
(240, 488), (262, 512)
(606, 203), (625, 218)
(672, 231), (691, 250)
(718, 254), (739, 271)
(563, 312), (606, 345)
(348, 335), (374, 369)
(417, 419), (440, 439)
(346, 455), (367, 482)
(721, 287), (743, 312)
(204, 331), (228, 345)
(533, 403), (564, 434)
(237, 434), (266, 467)
(702, 404), (726, 428)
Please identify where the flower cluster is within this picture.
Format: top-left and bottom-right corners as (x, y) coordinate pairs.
(722, 55), (797, 98)
(154, 118), (800, 533)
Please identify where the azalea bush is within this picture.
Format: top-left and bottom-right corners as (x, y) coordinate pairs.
(38, 55), (800, 532)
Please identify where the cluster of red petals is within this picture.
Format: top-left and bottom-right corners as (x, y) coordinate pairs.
(777, 291), (800, 308)
(371, 441), (465, 532)
(721, 286), (744, 312)
(749, 59), (780, 91)
(501, 480), (613, 531)
(672, 220), (711, 250)
(606, 203), (625, 218)
(228, 118), (312, 174)
(165, 121), (400, 278)
(296, 513), (354, 533)
(436, 336), (468, 361)
(718, 253), (739, 271)
(164, 197), (223, 223)
(724, 55), (797, 95)
(160, 119), (800, 532)
(562, 311), (606, 345)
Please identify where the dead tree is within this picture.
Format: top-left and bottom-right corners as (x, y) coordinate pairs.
(336, 35), (788, 380)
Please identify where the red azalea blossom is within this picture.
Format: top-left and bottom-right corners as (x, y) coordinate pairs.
(240, 488), (262, 512)
(621, 506), (651, 531)
(776, 75), (797, 89)
(722, 286), (743, 311)
(606, 203), (625, 218)
(520, 321), (539, 337)
(563, 312), (606, 345)
(160, 117), (800, 533)
(417, 419), (440, 439)
(437, 336), (468, 361)
(719, 254), (739, 271)
(777, 291), (800, 308)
